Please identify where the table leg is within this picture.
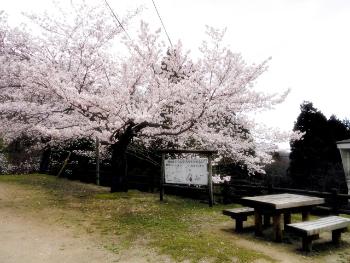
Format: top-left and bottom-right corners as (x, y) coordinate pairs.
(273, 213), (282, 242)
(302, 211), (309, 221)
(284, 212), (291, 227)
(235, 218), (243, 232)
(263, 214), (271, 227)
(254, 211), (263, 236)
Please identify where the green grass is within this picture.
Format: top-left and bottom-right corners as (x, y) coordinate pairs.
(0, 174), (273, 262)
(93, 191), (270, 262)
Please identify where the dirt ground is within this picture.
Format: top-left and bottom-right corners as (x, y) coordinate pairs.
(1, 179), (350, 263)
(0, 181), (176, 263)
(0, 184), (119, 263)
(0, 202), (304, 263)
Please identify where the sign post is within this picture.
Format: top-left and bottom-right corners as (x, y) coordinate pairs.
(96, 136), (100, 186)
(207, 153), (214, 207)
(159, 149), (217, 207)
(160, 153), (165, 201)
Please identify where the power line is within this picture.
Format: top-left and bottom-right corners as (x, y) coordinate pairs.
(103, 0), (144, 59)
(151, 0), (173, 47)
(103, 0), (132, 42)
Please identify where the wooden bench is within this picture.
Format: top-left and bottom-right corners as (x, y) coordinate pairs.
(285, 216), (350, 251)
(222, 207), (255, 232)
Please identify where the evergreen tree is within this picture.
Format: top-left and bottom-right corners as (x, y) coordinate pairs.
(289, 102), (350, 191)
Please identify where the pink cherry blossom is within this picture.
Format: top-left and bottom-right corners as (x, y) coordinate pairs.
(0, 2), (301, 175)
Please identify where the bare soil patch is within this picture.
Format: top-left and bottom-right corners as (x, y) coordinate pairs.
(0, 178), (171, 263)
(0, 183), (119, 263)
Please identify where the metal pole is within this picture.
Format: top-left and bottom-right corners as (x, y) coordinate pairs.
(96, 137), (100, 186)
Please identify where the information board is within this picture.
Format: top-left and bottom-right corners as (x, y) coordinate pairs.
(164, 158), (208, 185)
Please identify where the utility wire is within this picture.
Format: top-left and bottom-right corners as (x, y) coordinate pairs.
(151, 0), (173, 47)
(103, 0), (132, 42)
(103, 0), (144, 58)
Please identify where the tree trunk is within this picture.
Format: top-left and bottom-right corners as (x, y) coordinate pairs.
(39, 146), (51, 173)
(110, 124), (134, 192)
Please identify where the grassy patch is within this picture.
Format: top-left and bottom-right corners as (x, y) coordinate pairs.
(0, 174), (273, 262)
(94, 193), (269, 262)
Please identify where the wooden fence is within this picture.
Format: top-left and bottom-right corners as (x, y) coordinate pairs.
(51, 153), (350, 214)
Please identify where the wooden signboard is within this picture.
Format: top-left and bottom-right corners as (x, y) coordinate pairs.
(164, 158), (208, 185)
(159, 149), (217, 207)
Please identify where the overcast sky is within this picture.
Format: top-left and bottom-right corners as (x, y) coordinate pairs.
(3, 0), (350, 148)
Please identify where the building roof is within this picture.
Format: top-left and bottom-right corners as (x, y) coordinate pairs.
(337, 139), (350, 149)
(337, 139), (350, 144)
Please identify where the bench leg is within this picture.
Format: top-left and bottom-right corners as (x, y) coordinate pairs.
(273, 213), (282, 242)
(255, 211), (263, 236)
(284, 212), (291, 227)
(332, 229), (343, 244)
(301, 235), (319, 252)
(302, 237), (312, 252)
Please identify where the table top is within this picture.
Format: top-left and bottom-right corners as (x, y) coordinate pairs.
(241, 193), (325, 210)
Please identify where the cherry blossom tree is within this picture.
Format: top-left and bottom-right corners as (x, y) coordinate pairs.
(0, 2), (299, 191)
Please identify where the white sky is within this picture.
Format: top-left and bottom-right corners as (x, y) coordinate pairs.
(2, 0), (350, 149)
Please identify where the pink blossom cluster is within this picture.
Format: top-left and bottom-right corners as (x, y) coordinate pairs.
(212, 175), (231, 184)
(0, 152), (9, 174)
(0, 1), (301, 174)
(0, 153), (39, 174)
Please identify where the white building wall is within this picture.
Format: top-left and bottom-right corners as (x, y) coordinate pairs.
(338, 143), (350, 195)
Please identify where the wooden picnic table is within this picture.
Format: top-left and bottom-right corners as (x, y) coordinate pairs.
(241, 193), (325, 242)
